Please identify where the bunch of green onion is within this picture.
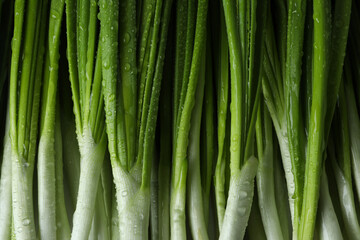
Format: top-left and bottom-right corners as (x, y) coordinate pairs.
(0, 0), (359, 239)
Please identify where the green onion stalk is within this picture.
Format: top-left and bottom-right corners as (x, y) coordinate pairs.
(170, 0), (208, 238)
(37, 0), (67, 239)
(213, 1), (229, 231)
(261, 1), (298, 236)
(0, 106), (12, 239)
(186, 39), (207, 239)
(298, 0), (331, 238)
(218, 0), (267, 238)
(344, 64), (360, 204)
(255, 101), (284, 240)
(0, 1), (14, 238)
(346, 3), (360, 204)
(284, 2), (307, 237)
(316, 166), (343, 240)
(100, 0), (173, 238)
(328, 66), (360, 239)
(328, 91), (360, 239)
(9, 0), (48, 238)
(65, 0), (108, 239)
(262, 0), (352, 238)
(299, 0), (352, 238)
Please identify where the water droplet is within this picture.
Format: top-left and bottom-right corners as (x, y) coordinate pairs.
(121, 190), (128, 197)
(124, 63), (131, 72)
(123, 33), (131, 44)
(238, 207), (246, 216)
(103, 61), (110, 69)
(109, 94), (115, 102)
(22, 219), (30, 226)
(239, 191), (248, 199)
(50, 8), (61, 20)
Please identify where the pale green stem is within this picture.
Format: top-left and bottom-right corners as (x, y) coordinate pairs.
(12, 152), (36, 240)
(187, 49), (207, 240)
(256, 113), (284, 240)
(219, 157), (258, 240)
(329, 148), (360, 239)
(37, 134), (56, 240)
(112, 164), (150, 240)
(317, 168), (343, 240)
(71, 129), (107, 240)
(344, 78), (360, 202)
(0, 109), (12, 239)
(55, 104), (71, 239)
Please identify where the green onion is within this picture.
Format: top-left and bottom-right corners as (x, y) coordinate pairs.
(100, 0), (173, 238)
(65, 0), (107, 238)
(37, 0), (66, 238)
(10, 0), (47, 238)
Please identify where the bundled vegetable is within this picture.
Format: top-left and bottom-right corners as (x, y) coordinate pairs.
(100, 0), (173, 238)
(65, 0), (108, 239)
(9, 0), (48, 238)
(0, 0), (359, 239)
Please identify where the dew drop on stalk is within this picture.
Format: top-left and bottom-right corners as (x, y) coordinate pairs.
(22, 218), (30, 226)
(239, 191), (248, 199)
(123, 33), (131, 44)
(121, 190), (128, 197)
(238, 207), (246, 216)
(124, 63), (131, 72)
(103, 61), (110, 69)
(109, 94), (115, 102)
